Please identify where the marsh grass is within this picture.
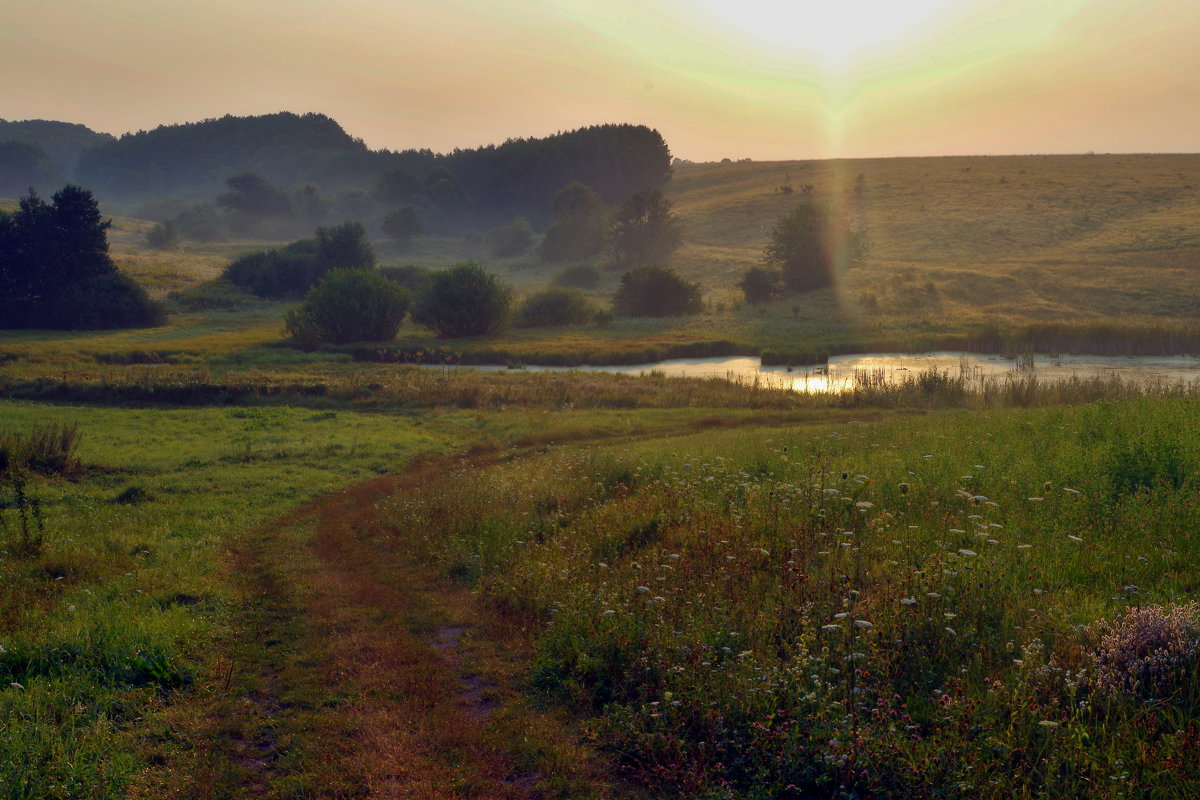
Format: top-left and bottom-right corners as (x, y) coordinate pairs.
(383, 397), (1200, 798)
(0, 401), (468, 799)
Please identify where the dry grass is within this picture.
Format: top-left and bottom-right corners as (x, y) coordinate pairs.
(668, 153), (1200, 322)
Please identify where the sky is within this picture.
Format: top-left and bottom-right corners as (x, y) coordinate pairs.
(2, 0), (1197, 162)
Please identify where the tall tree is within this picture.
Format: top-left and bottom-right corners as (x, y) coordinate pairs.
(608, 189), (683, 268)
(0, 185), (161, 328)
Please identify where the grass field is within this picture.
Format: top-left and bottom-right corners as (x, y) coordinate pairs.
(4, 153), (1199, 374)
(3, 153), (1200, 797)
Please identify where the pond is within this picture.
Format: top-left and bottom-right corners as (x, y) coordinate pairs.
(458, 351), (1200, 393)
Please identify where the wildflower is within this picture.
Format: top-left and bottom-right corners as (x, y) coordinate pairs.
(1063, 487), (1081, 495)
(927, 591), (941, 598)
(1038, 720), (1059, 728)
(834, 612), (850, 619)
(972, 495), (988, 504)
(1027, 496), (1044, 502)
(1067, 535), (1083, 542)
(854, 620), (873, 628)
(855, 501), (874, 510)
(949, 528), (966, 534)
(1017, 544), (1032, 549)
(958, 549), (978, 557)
(944, 627), (957, 636)
(900, 598), (918, 606)
(822, 624), (843, 631)
(9, 682), (23, 690)
(636, 586), (650, 593)
(603, 610), (616, 615)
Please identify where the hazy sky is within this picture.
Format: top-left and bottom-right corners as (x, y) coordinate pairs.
(3, 0), (1197, 161)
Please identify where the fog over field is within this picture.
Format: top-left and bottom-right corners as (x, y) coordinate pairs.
(2, 2), (1199, 799)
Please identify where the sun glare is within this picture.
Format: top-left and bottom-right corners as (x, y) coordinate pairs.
(689, 0), (965, 65)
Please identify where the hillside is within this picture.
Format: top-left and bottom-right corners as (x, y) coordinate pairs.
(667, 153), (1200, 321)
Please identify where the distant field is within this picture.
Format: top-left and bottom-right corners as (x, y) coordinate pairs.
(3, 153), (1199, 369)
(668, 153), (1200, 316)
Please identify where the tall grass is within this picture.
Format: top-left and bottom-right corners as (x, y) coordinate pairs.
(382, 398), (1200, 798)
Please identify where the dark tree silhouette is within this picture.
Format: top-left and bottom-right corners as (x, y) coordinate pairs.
(0, 186), (162, 328)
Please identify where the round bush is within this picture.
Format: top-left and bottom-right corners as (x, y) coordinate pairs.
(613, 264), (702, 317)
(285, 269), (410, 348)
(413, 262), (512, 338)
(517, 288), (598, 328)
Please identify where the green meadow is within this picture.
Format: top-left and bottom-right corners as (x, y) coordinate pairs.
(2, 152), (1200, 798)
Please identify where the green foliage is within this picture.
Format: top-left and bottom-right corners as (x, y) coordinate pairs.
(763, 203), (866, 293)
(315, 220), (375, 271)
(414, 262), (512, 338)
(517, 288), (599, 328)
(285, 269), (410, 347)
(222, 222), (373, 299)
(51, 272), (167, 330)
(0, 423), (78, 558)
(144, 220), (180, 250)
(0, 185), (164, 329)
(391, 398), (1200, 799)
(170, 203), (226, 242)
(222, 239), (322, 298)
(486, 217), (534, 258)
(608, 189), (683, 268)
(613, 264), (702, 317)
(541, 182), (608, 262)
(552, 263), (602, 289)
(381, 206), (422, 251)
(739, 265), (783, 304)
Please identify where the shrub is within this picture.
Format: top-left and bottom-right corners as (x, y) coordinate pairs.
(613, 264), (702, 317)
(285, 269), (410, 348)
(739, 266), (783, 304)
(486, 217), (534, 258)
(517, 288), (598, 328)
(315, 220), (375, 271)
(51, 273), (166, 330)
(144, 220), (180, 250)
(553, 263), (602, 289)
(222, 239), (322, 298)
(414, 262), (512, 338)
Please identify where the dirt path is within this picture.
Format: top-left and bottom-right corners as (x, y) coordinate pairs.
(135, 412), (870, 798)
(135, 455), (626, 799)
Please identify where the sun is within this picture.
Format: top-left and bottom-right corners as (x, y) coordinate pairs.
(688, 0), (964, 66)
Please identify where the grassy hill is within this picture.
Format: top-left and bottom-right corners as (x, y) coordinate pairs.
(668, 153), (1200, 319)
